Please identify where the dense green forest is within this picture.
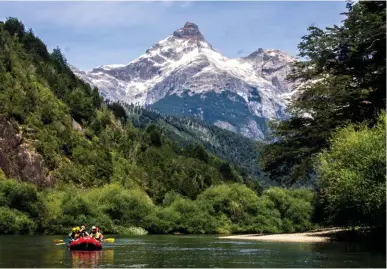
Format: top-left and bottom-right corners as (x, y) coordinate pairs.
(0, 1), (385, 239)
(260, 1), (386, 233)
(0, 17), (312, 235)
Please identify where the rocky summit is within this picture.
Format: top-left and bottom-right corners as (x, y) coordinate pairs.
(173, 22), (205, 40)
(70, 22), (298, 140)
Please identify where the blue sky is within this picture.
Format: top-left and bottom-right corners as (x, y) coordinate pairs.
(0, 1), (347, 70)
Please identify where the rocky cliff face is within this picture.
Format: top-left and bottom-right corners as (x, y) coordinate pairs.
(0, 117), (53, 187)
(70, 22), (298, 140)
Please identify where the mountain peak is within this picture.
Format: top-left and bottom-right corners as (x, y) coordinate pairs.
(184, 21), (198, 28)
(173, 22), (204, 40)
(72, 22), (296, 140)
(243, 48), (296, 63)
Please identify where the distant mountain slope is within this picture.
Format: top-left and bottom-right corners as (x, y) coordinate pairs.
(121, 103), (273, 185)
(71, 22), (298, 140)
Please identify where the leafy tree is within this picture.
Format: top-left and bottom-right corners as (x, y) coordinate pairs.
(0, 207), (36, 234)
(107, 101), (128, 124)
(219, 162), (241, 182)
(263, 187), (315, 232)
(93, 184), (154, 227)
(146, 124), (162, 146)
(51, 47), (68, 70)
(315, 112), (386, 228)
(183, 144), (209, 163)
(198, 184), (260, 222)
(23, 29), (50, 61)
(66, 87), (95, 123)
(0, 179), (42, 219)
(260, 1), (386, 185)
(4, 17), (25, 38)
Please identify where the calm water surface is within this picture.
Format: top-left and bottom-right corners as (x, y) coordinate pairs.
(0, 235), (385, 268)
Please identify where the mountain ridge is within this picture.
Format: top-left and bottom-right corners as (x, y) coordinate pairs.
(70, 22), (298, 140)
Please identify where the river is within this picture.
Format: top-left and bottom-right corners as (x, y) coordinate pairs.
(0, 235), (385, 268)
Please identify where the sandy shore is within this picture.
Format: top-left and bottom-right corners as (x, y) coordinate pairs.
(219, 228), (346, 243)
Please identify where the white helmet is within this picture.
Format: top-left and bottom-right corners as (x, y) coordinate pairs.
(92, 226), (96, 230)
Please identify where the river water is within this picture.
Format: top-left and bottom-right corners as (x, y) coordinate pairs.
(0, 235), (385, 268)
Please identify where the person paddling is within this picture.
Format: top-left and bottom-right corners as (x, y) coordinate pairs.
(69, 227), (81, 241)
(89, 226), (104, 242)
(79, 224), (89, 237)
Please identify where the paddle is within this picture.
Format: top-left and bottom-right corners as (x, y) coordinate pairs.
(102, 238), (115, 243)
(56, 242), (67, 246)
(53, 237), (115, 243)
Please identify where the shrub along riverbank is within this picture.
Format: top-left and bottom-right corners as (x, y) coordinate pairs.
(0, 173), (315, 235)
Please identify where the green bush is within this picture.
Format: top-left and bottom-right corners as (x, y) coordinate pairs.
(263, 187), (314, 232)
(0, 179), (42, 219)
(198, 183), (283, 233)
(93, 184), (154, 227)
(198, 183), (260, 221)
(168, 197), (218, 234)
(316, 112), (386, 228)
(0, 207), (37, 234)
(144, 207), (181, 234)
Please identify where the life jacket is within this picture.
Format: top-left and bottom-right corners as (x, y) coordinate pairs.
(90, 231), (102, 240)
(69, 231), (80, 239)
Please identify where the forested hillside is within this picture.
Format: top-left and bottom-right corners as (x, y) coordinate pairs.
(0, 17), (312, 235)
(113, 103), (271, 185)
(260, 1), (386, 235)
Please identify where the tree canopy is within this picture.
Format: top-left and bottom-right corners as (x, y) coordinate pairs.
(315, 112), (386, 228)
(260, 1), (386, 185)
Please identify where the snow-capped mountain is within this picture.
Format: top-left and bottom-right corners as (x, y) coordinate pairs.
(71, 22), (298, 140)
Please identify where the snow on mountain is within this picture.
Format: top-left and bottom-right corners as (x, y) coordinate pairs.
(70, 22), (298, 140)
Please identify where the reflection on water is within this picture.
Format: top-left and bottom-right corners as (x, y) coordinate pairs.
(103, 249), (115, 264)
(71, 249), (114, 268)
(71, 251), (102, 268)
(0, 235), (385, 268)
(42, 246), (65, 266)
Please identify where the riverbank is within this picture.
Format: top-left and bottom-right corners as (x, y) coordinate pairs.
(219, 228), (348, 242)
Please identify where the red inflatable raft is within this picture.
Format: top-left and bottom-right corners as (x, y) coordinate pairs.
(68, 237), (102, 251)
